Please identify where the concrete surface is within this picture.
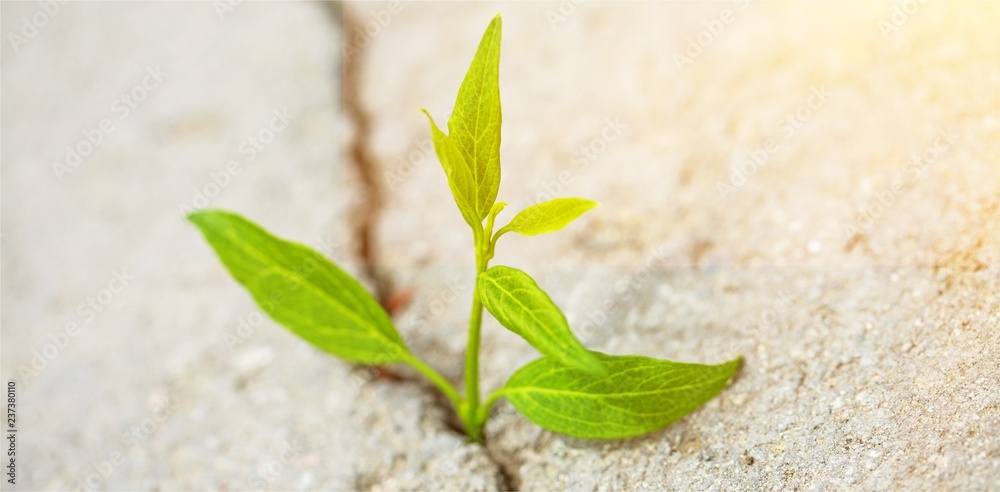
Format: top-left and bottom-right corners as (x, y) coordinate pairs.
(363, 1), (999, 490)
(2, 2), (503, 490)
(1, 1), (998, 491)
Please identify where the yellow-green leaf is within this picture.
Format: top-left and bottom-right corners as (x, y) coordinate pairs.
(188, 210), (407, 364)
(502, 353), (740, 439)
(448, 14), (502, 220)
(499, 198), (597, 237)
(423, 109), (480, 229)
(478, 265), (604, 375)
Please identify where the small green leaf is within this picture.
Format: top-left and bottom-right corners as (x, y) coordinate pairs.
(502, 352), (740, 439)
(498, 198), (597, 237)
(188, 210), (408, 364)
(448, 14), (502, 220)
(478, 266), (604, 375)
(485, 201), (508, 242)
(488, 201), (508, 222)
(422, 109), (480, 229)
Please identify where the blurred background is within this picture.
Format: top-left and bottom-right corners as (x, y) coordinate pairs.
(1, 1), (997, 490)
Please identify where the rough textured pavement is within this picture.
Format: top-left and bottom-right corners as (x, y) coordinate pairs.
(1, 1), (998, 491)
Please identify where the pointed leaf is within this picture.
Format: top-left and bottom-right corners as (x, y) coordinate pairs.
(478, 266), (604, 375)
(189, 210), (407, 364)
(502, 352), (740, 439)
(423, 110), (480, 229)
(500, 198), (597, 236)
(448, 14), (502, 220)
(488, 201), (508, 222)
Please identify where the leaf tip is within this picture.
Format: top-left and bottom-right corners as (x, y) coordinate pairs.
(489, 201), (508, 220)
(718, 355), (744, 386)
(186, 209), (217, 227)
(421, 108), (448, 138)
(728, 354), (744, 373)
(186, 208), (236, 227)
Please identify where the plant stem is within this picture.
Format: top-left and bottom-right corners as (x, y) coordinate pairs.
(462, 204), (508, 442)
(402, 352), (461, 411)
(476, 387), (507, 426)
(464, 248), (488, 442)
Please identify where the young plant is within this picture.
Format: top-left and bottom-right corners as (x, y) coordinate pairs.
(189, 14), (739, 443)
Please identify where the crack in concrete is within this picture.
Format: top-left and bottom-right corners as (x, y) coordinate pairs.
(339, 3), (394, 309)
(326, 2), (521, 491)
(331, 5), (523, 489)
(483, 438), (522, 491)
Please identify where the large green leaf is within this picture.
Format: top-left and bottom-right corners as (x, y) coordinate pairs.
(188, 210), (407, 364)
(498, 198), (597, 237)
(422, 110), (480, 229)
(448, 14), (502, 220)
(502, 352), (740, 439)
(478, 266), (604, 375)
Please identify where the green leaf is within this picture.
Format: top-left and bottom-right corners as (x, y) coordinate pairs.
(478, 266), (604, 375)
(501, 352), (740, 439)
(422, 110), (480, 229)
(448, 14), (502, 220)
(188, 210), (408, 364)
(488, 201), (508, 223)
(498, 198), (597, 237)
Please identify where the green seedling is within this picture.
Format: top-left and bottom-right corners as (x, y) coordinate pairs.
(189, 14), (739, 443)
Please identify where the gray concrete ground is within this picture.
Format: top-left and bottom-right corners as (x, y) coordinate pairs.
(1, 1), (998, 491)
